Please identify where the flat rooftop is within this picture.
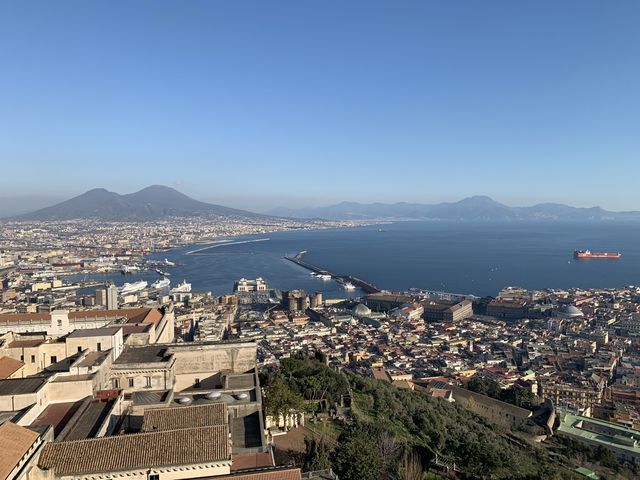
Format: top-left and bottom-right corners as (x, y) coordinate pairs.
(74, 350), (110, 369)
(231, 411), (263, 449)
(67, 327), (121, 338)
(132, 390), (170, 406)
(225, 373), (257, 390)
(60, 399), (115, 441)
(51, 374), (94, 383)
(30, 400), (84, 437)
(0, 377), (47, 396)
(558, 413), (640, 456)
(114, 345), (171, 364)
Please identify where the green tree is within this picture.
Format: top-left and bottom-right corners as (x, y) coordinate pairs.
(264, 377), (305, 418)
(332, 427), (383, 480)
(303, 436), (331, 472)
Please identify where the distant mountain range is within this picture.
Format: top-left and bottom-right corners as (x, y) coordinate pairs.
(7, 185), (264, 221)
(6, 189), (640, 222)
(266, 196), (640, 221)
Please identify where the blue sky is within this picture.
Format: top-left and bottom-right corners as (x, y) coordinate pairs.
(1, 1), (639, 211)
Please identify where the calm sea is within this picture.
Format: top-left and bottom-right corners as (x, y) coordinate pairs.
(79, 221), (640, 298)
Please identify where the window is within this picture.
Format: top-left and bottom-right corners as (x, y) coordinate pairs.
(77, 346), (82, 353)
(145, 376), (152, 388)
(149, 474), (159, 480)
(51, 356), (57, 364)
(97, 342), (102, 352)
(31, 355), (35, 363)
(57, 319), (63, 327)
(20, 355), (24, 362)
(128, 378), (134, 388)
(112, 378), (120, 389)
(194, 378), (201, 388)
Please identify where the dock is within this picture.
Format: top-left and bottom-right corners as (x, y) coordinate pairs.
(284, 252), (382, 294)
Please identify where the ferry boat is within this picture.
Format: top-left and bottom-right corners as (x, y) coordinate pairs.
(170, 280), (192, 293)
(118, 280), (148, 295)
(152, 278), (171, 289)
(574, 250), (622, 259)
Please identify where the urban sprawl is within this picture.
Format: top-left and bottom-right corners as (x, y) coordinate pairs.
(1, 219), (640, 480)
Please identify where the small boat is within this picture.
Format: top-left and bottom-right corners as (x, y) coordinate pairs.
(343, 282), (356, 290)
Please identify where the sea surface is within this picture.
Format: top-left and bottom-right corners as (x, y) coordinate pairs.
(81, 221), (640, 298)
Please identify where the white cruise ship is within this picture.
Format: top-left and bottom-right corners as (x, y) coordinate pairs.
(118, 280), (148, 295)
(170, 280), (192, 293)
(152, 278), (171, 289)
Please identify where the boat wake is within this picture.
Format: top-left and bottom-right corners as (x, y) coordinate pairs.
(186, 238), (270, 255)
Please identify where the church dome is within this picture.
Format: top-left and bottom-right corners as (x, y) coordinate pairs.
(556, 305), (584, 318)
(352, 303), (372, 317)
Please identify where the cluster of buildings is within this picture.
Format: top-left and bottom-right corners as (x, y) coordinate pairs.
(0, 297), (337, 480)
(4, 216), (640, 473)
(231, 285), (640, 464)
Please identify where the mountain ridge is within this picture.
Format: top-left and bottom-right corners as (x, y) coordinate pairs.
(266, 196), (640, 221)
(7, 185), (265, 221)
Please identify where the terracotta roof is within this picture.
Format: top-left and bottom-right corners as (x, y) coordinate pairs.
(0, 422), (40, 480)
(142, 403), (228, 432)
(0, 356), (24, 379)
(139, 308), (163, 325)
(67, 327), (121, 338)
(0, 313), (49, 325)
(230, 452), (274, 471)
(68, 308), (153, 323)
(30, 401), (83, 436)
(38, 425), (230, 475)
(221, 468), (302, 480)
(0, 308), (162, 326)
(7, 339), (45, 348)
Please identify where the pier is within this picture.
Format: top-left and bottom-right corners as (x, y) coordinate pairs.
(284, 252), (382, 294)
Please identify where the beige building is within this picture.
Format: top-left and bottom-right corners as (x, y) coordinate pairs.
(110, 345), (176, 393)
(0, 307), (174, 343)
(0, 350), (114, 426)
(233, 278), (267, 293)
(0, 421), (53, 480)
(108, 341), (258, 393)
(65, 327), (124, 361)
(422, 299), (473, 323)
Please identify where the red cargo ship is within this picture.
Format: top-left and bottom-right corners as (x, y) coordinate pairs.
(574, 250), (622, 259)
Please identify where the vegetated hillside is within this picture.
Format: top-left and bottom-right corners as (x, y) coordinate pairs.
(262, 355), (580, 480)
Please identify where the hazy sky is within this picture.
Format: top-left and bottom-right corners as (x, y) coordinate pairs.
(1, 1), (639, 211)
